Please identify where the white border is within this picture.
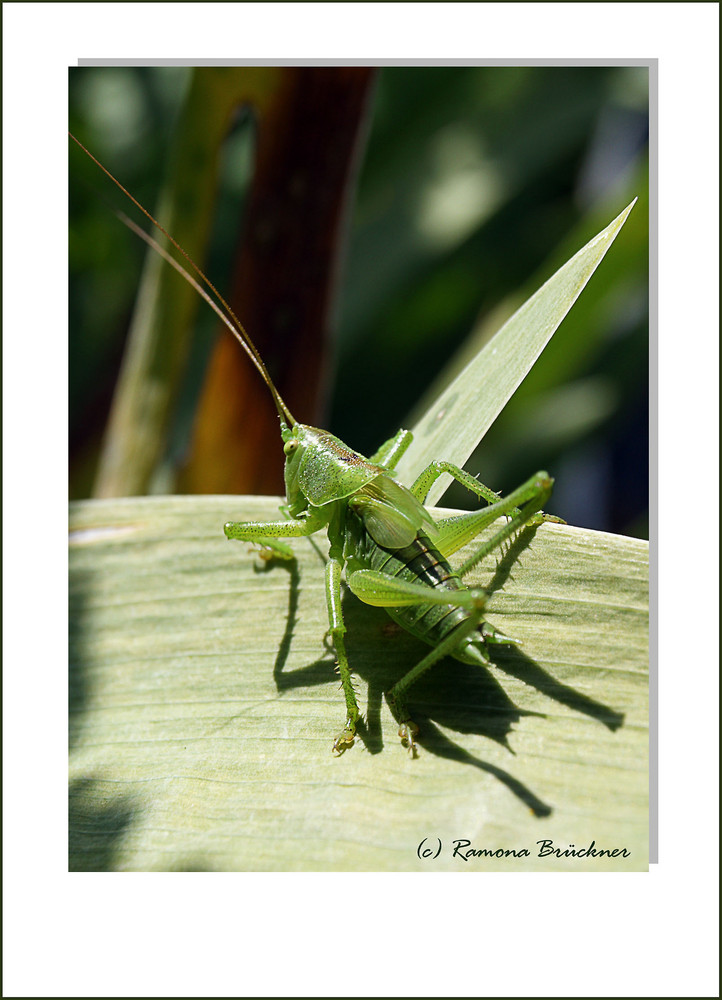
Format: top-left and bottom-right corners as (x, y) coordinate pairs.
(3, 3), (719, 998)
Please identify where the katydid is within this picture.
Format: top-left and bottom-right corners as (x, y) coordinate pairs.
(71, 133), (560, 756)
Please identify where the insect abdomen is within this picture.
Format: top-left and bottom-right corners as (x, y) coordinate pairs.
(352, 518), (486, 663)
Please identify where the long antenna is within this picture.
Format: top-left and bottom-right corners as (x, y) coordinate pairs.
(69, 132), (296, 426)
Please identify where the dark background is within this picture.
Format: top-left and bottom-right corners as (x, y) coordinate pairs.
(69, 65), (649, 537)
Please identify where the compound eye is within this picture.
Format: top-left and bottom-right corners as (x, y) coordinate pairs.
(283, 438), (299, 456)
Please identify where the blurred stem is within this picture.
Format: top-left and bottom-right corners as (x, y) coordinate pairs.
(179, 67), (376, 495)
(92, 66), (376, 499)
(92, 67), (283, 497)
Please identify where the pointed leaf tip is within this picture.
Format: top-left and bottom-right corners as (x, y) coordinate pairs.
(396, 201), (639, 501)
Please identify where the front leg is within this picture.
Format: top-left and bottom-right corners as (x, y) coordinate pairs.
(410, 459), (507, 508)
(224, 508), (326, 559)
(369, 428), (413, 470)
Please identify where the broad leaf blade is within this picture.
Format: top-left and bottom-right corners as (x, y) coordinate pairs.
(70, 495), (648, 872)
(395, 200), (637, 501)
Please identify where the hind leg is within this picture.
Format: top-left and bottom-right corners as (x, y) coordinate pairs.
(346, 570), (488, 755)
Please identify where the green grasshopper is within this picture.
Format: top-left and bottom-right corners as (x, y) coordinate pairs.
(72, 133), (559, 756)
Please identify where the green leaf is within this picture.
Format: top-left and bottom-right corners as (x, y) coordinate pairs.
(395, 201), (637, 502)
(70, 495), (648, 871)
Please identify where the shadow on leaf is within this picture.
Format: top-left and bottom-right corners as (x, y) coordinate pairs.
(266, 547), (624, 819)
(69, 778), (138, 871)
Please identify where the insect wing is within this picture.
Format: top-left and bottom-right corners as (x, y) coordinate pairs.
(351, 475), (438, 549)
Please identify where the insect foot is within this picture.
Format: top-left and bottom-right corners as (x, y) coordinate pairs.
(332, 724), (357, 756)
(387, 691), (420, 757)
(398, 721), (420, 758)
(256, 541), (295, 562)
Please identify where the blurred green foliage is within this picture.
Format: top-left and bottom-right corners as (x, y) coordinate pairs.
(69, 65), (648, 536)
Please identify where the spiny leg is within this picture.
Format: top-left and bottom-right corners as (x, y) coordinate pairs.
(326, 558), (360, 755)
(423, 473), (556, 652)
(410, 459), (514, 512)
(348, 472), (556, 752)
(452, 471), (554, 578)
(224, 508), (326, 559)
(389, 610), (488, 755)
(346, 569), (488, 755)
(227, 508), (360, 751)
(433, 471), (557, 561)
(411, 461), (563, 552)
